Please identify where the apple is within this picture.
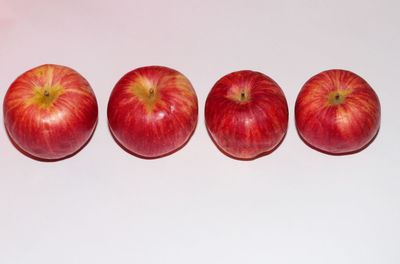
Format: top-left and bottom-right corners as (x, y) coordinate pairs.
(107, 66), (198, 158)
(205, 70), (289, 160)
(295, 69), (381, 154)
(3, 64), (98, 160)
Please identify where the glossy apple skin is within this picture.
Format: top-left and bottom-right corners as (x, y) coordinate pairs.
(205, 70), (289, 160)
(107, 66), (198, 158)
(295, 69), (381, 154)
(3, 64), (98, 160)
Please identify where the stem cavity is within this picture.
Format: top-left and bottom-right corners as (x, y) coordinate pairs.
(240, 90), (246, 102)
(328, 91), (347, 106)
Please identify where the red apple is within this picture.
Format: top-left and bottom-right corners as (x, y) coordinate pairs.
(295, 69), (381, 154)
(205, 70), (289, 160)
(107, 66), (198, 158)
(3, 64), (98, 160)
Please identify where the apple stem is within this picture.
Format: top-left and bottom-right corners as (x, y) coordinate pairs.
(335, 93), (340, 100)
(241, 90), (246, 101)
(44, 90), (50, 97)
(149, 88), (154, 95)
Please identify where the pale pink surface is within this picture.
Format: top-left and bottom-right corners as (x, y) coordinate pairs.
(0, 1), (15, 30)
(0, 0), (399, 264)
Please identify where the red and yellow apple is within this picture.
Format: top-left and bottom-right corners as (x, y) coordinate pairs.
(3, 64), (98, 160)
(107, 66), (198, 158)
(295, 69), (381, 154)
(205, 70), (289, 160)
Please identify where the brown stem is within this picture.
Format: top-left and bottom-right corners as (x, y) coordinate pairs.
(44, 90), (50, 97)
(240, 90), (246, 101)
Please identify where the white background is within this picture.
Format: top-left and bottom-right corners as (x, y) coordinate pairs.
(1, 0), (399, 263)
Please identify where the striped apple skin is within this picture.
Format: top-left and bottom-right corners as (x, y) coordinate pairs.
(107, 66), (198, 158)
(295, 69), (381, 154)
(3, 64), (98, 160)
(205, 70), (288, 160)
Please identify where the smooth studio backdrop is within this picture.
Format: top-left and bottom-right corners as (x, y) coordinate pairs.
(0, 0), (399, 263)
